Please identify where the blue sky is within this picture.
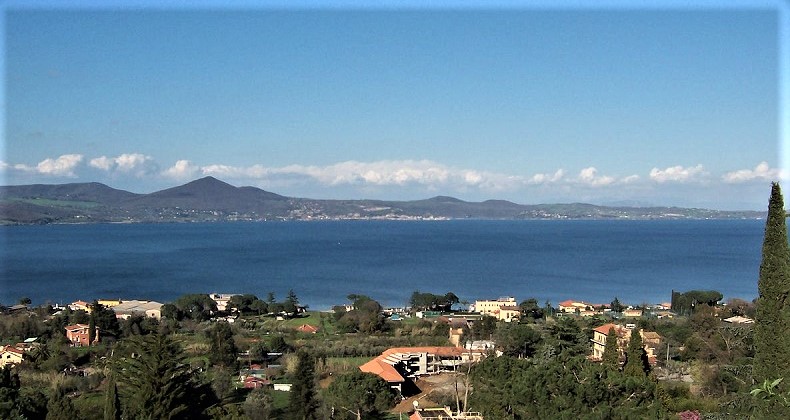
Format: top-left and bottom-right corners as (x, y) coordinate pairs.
(1, 1), (787, 210)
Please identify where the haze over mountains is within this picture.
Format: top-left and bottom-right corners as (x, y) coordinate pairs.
(0, 176), (765, 225)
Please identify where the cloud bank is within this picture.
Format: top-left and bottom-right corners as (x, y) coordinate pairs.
(0, 153), (781, 208)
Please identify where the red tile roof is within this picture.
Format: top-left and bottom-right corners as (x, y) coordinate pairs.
(359, 358), (405, 383)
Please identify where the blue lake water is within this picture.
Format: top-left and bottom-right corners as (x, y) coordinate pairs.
(0, 219), (765, 309)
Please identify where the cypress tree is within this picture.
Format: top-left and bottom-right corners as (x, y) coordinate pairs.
(103, 374), (121, 420)
(88, 313), (96, 346)
(623, 329), (649, 377)
(755, 182), (790, 381)
(602, 327), (620, 371)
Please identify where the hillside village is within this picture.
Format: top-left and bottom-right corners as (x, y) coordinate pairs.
(0, 287), (762, 419)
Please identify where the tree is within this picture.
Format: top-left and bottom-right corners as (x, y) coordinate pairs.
(207, 321), (239, 368)
(519, 298), (545, 320)
(284, 289), (299, 314)
(409, 291), (459, 312)
(610, 297), (625, 314)
(494, 323), (542, 358)
(91, 300), (121, 338)
(0, 366), (21, 419)
(46, 386), (79, 420)
(244, 388), (273, 420)
(465, 316), (497, 342)
(172, 294), (218, 321)
(113, 333), (214, 419)
(288, 350), (319, 420)
(602, 327), (620, 371)
(103, 373), (121, 420)
(624, 328), (650, 377)
(89, 312), (97, 346)
(755, 182), (790, 382)
(324, 371), (398, 419)
(335, 295), (386, 334)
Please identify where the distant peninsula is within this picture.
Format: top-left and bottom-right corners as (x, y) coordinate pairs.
(0, 176), (766, 225)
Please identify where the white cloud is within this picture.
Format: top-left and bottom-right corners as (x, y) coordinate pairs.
(576, 167), (615, 187)
(621, 174), (641, 184)
(722, 161), (781, 183)
(649, 164), (706, 183)
(196, 160), (533, 192)
(89, 156), (113, 171)
(32, 154), (84, 177)
(162, 160), (200, 180)
(89, 153), (155, 176)
(527, 169), (565, 185)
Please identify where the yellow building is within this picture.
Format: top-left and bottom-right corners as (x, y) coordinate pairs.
(0, 345), (24, 367)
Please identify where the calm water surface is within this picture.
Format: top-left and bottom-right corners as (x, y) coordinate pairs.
(0, 220), (764, 309)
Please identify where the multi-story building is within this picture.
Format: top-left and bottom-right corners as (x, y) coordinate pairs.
(590, 323), (660, 365)
(64, 324), (99, 347)
(473, 297), (519, 321)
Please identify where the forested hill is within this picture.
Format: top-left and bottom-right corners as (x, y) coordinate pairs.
(0, 176), (766, 224)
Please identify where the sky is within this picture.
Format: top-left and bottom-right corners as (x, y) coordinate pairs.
(1, 1), (787, 210)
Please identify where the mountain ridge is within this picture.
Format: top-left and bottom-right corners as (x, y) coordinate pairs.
(0, 176), (766, 224)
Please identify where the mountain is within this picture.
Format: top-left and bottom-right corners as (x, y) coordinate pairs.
(0, 177), (767, 225)
(122, 176), (288, 213)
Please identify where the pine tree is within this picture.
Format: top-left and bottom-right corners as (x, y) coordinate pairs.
(602, 327), (620, 371)
(755, 182), (790, 382)
(623, 329), (649, 377)
(288, 349), (319, 420)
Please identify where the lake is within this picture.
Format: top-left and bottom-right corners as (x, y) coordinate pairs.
(0, 219), (765, 309)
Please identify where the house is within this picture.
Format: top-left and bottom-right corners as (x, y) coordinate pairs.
(473, 297), (516, 317)
(724, 316), (754, 324)
(210, 293), (238, 312)
(296, 324), (319, 334)
(69, 300), (92, 313)
(243, 376), (271, 389)
(622, 308), (644, 318)
(558, 299), (593, 313)
(97, 299), (122, 308)
(497, 305), (521, 322)
(437, 316), (476, 347)
(360, 346), (488, 394)
(589, 323), (660, 365)
(0, 345), (24, 367)
(410, 406), (484, 420)
(64, 324), (99, 347)
(15, 337), (40, 351)
(416, 311), (441, 319)
(112, 300), (164, 320)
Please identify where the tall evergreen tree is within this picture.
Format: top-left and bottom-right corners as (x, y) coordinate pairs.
(88, 312), (97, 346)
(288, 350), (319, 420)
(207, 321), (238, 368)
(113, 333), (214, 419)
(623, 329), (649, 377)
(103, 374), (121, 420)
(602, 327), (620, 371)
(755, 182), (790, 382)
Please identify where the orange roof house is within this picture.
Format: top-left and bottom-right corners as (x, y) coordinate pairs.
(64, 324), (99, 347)
(360, 347), (487, 395)
(0, 345), (24, 367)
(590, 323), (660, 366)
(296, 324), (319, 334)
